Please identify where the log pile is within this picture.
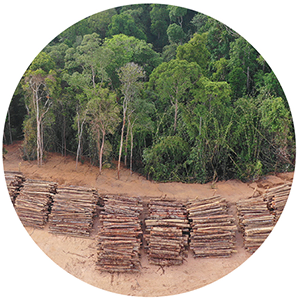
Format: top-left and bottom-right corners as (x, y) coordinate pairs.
(4, 171), (25, 204)
(14, 179), (57, 229)
(48, 186), (99, 237)
(96, 195), (143, 273)
(144, 199), (190, 266)
(263, 183), (292, 223)
(236, 197), (274, 253)
(187, 196), (237, 258)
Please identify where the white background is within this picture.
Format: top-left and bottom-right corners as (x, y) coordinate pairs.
(0, 1), (299, 299)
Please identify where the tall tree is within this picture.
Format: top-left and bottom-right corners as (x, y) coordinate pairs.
(86, 87), (120, 174)
(148, 59), (201, 133)
(117, 62), (145, 179)
(22, 52), (58, 165)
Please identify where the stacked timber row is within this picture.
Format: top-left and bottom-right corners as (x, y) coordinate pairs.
(187, 196), (237, 258)
(263, 183), (292, 223)
(14, 179), (57, 229)
(96, 195), (143, 273)
(236, 197), (274, 253)
(49, 186), (99, 237)
(144, 199), (190, 266)
(4, 171), (25, 204)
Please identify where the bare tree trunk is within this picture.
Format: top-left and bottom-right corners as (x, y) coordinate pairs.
(124, 125), (129, 167)
(36, 98), (41, 166)
(99, 130), (105, 174)
(76, 118), (85, 169)
(118, 111), (126, 180)
(41, 121), (44, 165)
(130, 123), (134, 175)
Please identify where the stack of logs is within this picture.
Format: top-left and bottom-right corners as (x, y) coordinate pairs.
(264, 183), (292, 223)
(96, 195), (143, 273)
(144, 199), (190, 266)
(236, 197), (274, 253)
(4, 171), (25, 204)
(48, 186), (99, 237)
(14, 179), (57, 229)
(187, 196), (237, 258)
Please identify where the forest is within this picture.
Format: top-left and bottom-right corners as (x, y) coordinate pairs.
(3, 3), (295, 183)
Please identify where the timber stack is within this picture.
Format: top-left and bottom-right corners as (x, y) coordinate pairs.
(96, 195), (143, 273)
(236, 197), (274, 253)
(144, 199), (190, 266)
(49, 185), (99, 237)
(14, 179), (57, 229)
(187, 195), (237, 258)
(263, 183), (292, 223)
(4, 171), (25, 204)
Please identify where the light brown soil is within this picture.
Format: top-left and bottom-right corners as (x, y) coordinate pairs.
(2, 141), (294, 297)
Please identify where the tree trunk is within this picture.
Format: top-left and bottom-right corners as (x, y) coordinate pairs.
(124, 125), (129, 167)
(130, 124), (134, 175)
(118, 111), (126, 180)
(76, 118), (85, 169)
(99, 130), (105, 175)
(36, 98), (41, 166)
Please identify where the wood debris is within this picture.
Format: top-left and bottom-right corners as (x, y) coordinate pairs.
(263, 183), (292, 223)
(4, 171), (25, 204)
(96, 195), (143, 273)
(14, 179), (57, 229)
(48, 186), (99, 237)
(236, 196), (274, 253)
(144, 199), (190, 266)
(187, 196), (237, 258)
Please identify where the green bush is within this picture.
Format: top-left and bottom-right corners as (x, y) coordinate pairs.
(143, 135), (190, 181)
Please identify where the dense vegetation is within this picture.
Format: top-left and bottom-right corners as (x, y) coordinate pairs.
(4, 4), (295, 183)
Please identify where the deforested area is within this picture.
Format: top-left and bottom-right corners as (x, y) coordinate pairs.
(2, 140), (294, 296)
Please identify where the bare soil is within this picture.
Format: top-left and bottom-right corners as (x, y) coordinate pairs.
(2, 141), (294, 297)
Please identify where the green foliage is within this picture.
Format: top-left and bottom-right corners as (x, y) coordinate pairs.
(107, 11), (147, 41)
(87, 8), (117, 39)
(176, 33), (210, 75)
(103, 34), (161, 87)
(29, 52), (56, 72)
(228, 67), (247, 99)
(149, 4), (170, 51)
(148, 59), (201, 133)
(58, 17), (93, 47)
(167, 5), (187, 27)
(143, 135), (190, 181)
(22, 116), (37, 160)
(167, 23), (186, 44)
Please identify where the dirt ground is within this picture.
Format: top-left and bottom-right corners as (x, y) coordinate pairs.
(2, 141), (294, 297)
